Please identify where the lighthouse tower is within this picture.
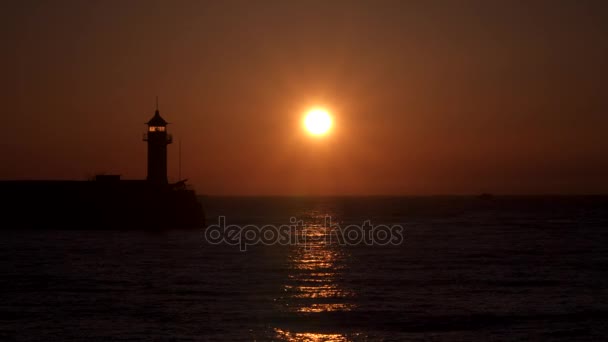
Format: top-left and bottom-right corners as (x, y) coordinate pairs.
(144, 103), (172, 184)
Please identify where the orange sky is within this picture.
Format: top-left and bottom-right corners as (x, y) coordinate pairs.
(1, 0), (607, 195)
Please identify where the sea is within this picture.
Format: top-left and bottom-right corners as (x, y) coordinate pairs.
(1, 196), (607, 341)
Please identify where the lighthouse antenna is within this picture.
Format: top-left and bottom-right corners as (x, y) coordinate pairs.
(178, 138), (182, 181)
(156, 96), (159, 111)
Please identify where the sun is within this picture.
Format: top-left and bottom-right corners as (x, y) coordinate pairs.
(303, 108), (333, 136)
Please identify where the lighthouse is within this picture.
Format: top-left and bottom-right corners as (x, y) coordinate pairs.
(144, 104), (172, 184)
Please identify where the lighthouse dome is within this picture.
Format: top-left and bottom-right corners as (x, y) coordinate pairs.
(147, 110), (168, 126)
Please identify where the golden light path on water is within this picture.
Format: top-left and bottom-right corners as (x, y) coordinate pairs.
(273, 208), (360, 341)
(274, 328), (352, 342)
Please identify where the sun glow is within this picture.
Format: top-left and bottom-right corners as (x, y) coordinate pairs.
(303, 108), (333, 136)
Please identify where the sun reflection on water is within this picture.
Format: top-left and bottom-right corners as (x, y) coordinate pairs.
(274, 328), (356, 342)
(273, 209), (359, 340)
(279, 214), (355, 313)
(296, 303), (355, 313)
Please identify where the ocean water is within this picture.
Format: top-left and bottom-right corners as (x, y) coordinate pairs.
(1, 196), (608, 341)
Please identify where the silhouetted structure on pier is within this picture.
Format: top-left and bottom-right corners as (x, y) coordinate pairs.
(144, 104), (172, 184)
(0, 104), (204, 229)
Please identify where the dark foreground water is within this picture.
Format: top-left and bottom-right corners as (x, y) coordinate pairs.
(1, 196), (608, 341)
